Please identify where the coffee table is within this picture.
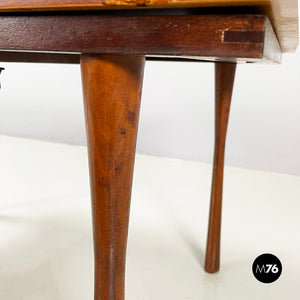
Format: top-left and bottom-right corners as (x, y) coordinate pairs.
(0, 1), (298, 299)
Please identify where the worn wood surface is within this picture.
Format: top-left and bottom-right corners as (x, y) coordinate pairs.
(0, 0), (297, 52)
(0, 14), (281, 63)
(81, 54), (145, 300)
(205, 62), (236, 274)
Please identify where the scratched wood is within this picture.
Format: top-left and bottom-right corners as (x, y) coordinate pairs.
(0, 14), (281, 63)
(0, 0), (297, 52)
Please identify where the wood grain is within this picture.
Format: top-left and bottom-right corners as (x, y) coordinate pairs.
(81, 54), (145, 300)
(0, 0), (297, 52)
(205, 62), (236, 273)
(0, 14), (281, 63)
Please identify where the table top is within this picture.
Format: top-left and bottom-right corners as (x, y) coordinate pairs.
(0, 0), (298, 52)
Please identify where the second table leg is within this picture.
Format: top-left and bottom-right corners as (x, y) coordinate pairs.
(205, 62), (236, 273)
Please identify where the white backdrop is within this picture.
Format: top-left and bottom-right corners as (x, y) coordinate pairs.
(0, 51), (300, 176)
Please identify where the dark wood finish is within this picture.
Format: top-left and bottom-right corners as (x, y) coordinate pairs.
(81, 54), (145, 300)
(0, 0), (297, 53)
(0, 8), (287, 299)
(0, 14), (281, 63)
(0, 51), (80, 64)
(205, 62), (236, 273)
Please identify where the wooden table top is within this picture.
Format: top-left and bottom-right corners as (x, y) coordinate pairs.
(0, 0), (298, 53)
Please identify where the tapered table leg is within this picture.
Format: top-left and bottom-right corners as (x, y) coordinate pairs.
(81, 55), (145, 300)
(205, 62), (236, 273)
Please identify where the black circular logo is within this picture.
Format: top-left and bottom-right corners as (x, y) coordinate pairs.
(252, 253), (282, 283)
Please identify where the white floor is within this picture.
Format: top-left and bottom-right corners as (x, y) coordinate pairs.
(0, 136), (299, 300)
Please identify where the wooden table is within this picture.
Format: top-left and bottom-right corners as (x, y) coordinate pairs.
(0, 1), (298, 299)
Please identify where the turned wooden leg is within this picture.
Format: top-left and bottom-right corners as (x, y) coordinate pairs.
(81, 55), (145, 300)
(205, 62), (236, 273)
